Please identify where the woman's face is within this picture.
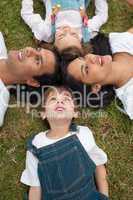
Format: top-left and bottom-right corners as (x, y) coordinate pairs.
(44, 88), (76, 121)
(67, 54), (112, 85)
(54, 26), (82, 52)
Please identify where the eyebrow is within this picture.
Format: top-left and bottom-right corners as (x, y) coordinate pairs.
(37, 48), (43, 66)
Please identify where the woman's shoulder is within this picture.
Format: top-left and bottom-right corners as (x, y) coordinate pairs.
(109, 31), (133, 55)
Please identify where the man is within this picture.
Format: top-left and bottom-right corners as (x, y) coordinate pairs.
(0, 32), (58, 127)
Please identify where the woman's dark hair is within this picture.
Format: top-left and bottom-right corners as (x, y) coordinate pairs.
(60, 33), (115, 108)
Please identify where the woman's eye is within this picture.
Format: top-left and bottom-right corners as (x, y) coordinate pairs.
(85, 65), (89, 74)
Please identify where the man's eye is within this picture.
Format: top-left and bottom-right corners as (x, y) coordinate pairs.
(71, 33), (78, 38)
(35, 56), (40, 65)
(37, 48), (41, 52)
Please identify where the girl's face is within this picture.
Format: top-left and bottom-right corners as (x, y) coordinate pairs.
(54, 26), (82, 52)
(67, 53), (112, 84)
(44, 88), (76, 121)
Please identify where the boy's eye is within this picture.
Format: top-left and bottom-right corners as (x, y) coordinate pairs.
(63, 96), (71, 102)
(49, 97), (57, 102)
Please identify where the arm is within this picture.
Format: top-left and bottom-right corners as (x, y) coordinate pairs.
(0, 81), (10, 127)
(88, 0), (108, 32)
(95, 165), (109, 197)
(29, 186), (41, 200)
(127, 27), (133, 33)
(21, 0), (52, 41)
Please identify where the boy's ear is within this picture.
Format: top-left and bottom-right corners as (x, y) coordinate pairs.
(91, 84), (102, 94)
(40, 112), (46, 120)
(73, 111), (79, 119)
(26, 78), (40, 87)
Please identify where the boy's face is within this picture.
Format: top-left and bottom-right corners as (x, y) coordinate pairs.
(44, 88), (76, 120)
(54, 26), (82, 52)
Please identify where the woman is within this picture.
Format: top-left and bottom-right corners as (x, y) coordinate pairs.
(61, 28), (133, 119)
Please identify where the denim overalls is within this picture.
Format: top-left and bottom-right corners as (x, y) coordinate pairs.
(51, 0), (91, 43)
(27, 131), (109, 200)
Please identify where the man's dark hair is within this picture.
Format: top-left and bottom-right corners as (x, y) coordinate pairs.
(10, 48), (61, 104)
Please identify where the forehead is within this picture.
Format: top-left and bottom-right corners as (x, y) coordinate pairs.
(46, 89), (72, 98)
(68, 58), (84, 81)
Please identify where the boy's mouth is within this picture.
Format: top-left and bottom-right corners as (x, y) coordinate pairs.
(55, 106), (65, 112)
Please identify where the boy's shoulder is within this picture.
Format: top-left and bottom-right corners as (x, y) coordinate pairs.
(76, 125), (96, 150)
(77, 125), (93, 135)
(31, 131), (48, 148)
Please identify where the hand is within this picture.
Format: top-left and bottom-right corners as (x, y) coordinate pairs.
(126, 0), (133, 6)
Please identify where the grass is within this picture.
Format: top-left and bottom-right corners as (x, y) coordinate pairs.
(0, 0), (133, 199)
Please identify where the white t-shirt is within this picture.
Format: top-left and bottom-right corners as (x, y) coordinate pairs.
(0, 32), (10, 127)
(109, 32), (133, 120)
(21, 125), (107, 186)
(21, 0), (108, 42)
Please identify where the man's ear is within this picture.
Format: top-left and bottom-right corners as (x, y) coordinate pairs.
(26, 78), (40, 87)
(91, 84), (102, 94)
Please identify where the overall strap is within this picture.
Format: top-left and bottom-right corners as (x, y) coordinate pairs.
(80, 7), (91, 43)
(85, 0), (91, 9)
(26, 134), (39, 158)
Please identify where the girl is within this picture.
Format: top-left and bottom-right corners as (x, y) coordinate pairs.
(62, 28), (133, 119)
(21, 86), (109, 200)
(21, 0), (108, 53)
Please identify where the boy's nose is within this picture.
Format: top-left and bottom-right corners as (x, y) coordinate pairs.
(57, 99), (64, 104)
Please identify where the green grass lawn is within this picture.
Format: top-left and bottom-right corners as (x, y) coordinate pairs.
(0, 0), (133, 199)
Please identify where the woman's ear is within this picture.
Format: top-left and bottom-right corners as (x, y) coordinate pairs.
(91, 84), (102, 94)
(26, 78), (40, 87)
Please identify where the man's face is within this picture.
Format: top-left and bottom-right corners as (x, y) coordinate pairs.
(54, 26), (82, 52)
(7, 47), (56, 81)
